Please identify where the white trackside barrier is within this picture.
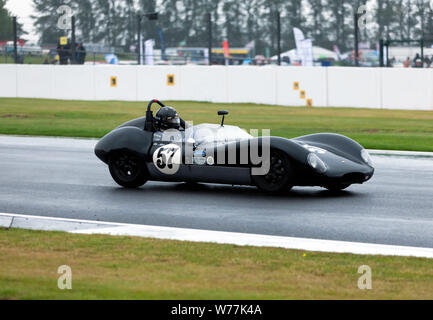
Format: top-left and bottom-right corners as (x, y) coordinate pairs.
(1, 64), (433, 110)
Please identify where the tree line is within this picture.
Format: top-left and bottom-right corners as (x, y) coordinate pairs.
(0, 0), (26, 41)
(29, 0), (433, 54)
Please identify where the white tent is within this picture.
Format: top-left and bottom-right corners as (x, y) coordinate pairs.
(271, 46), (339, 62)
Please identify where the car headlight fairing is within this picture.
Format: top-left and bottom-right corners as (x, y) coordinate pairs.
(307, 153), (328, 173)
(361, 149), (373, 166)
(302, 144), (327, 154)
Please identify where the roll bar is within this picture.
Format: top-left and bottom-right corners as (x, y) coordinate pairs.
(144, 99), (166, 131)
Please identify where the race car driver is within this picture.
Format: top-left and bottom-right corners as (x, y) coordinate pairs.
(154, 106), (187, 131)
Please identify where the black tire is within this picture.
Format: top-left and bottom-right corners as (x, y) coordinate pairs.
(325, 184), (350, 192)
(252, 149), (293, 193)
(108, 152), (148, 188)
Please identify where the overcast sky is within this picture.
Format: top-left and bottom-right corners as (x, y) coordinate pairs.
(5, 0), (38, 42)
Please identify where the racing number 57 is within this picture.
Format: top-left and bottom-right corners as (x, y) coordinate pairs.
(156, 147), (176, 169)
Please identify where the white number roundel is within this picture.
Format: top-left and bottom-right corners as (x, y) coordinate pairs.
(152, 144), (181, 175)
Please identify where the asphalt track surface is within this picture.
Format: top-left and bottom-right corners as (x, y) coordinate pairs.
(1, 136), (433, 248)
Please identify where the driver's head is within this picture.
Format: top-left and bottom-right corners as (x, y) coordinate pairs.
(155, 106), (180, 130)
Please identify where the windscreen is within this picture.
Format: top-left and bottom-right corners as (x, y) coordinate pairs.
(187, 124), (252, 147)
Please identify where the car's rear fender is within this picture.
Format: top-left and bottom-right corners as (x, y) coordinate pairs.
(94, 126), (153, 164)
(117, 116), (147, 129)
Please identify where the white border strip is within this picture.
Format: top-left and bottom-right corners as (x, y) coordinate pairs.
(368, 149), (433, 158)
(2, 212), (433, 258)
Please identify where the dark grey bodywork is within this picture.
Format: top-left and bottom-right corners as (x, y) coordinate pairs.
(95, 115), (374, 188)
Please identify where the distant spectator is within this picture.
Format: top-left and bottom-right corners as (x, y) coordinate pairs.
(413, 53), (423, 68)
(57, 44), (64, 64)
(282, 55), (291, 65)
(57, 42), (71, 65)
(76, 42), (86, 65)
(43, 57), (49, 64)
(65, 43), (72, 63)
(16, 54), (24, 64)
(403, 57), (411, 68)
(424, 55), (432, 68)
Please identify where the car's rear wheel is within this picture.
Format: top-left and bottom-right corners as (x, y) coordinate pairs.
(252, 149), (293, 193)
(325, 183), (350, 192)
(108, 152), (148, 188)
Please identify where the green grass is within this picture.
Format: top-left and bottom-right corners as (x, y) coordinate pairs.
(1, 228), (433, 299)
(0, 54), (48, 64)
(0, 98), (433, 151)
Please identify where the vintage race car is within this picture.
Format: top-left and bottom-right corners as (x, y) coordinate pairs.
(95, 99), (374, 192)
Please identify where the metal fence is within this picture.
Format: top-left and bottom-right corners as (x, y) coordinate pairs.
(7, 12), (433, 68)
(0, 43), (265, 66)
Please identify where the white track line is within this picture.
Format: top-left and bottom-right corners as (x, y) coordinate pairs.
(2, 212), (433, 259)
(368, 149), (433, 158)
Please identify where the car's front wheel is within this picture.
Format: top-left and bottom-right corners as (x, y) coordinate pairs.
(252, 149), (293, 193)
(108, 152), (148, 188)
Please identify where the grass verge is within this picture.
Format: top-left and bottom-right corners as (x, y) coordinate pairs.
(0, 98), (433, 151)
(1, 228), (433, 299)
